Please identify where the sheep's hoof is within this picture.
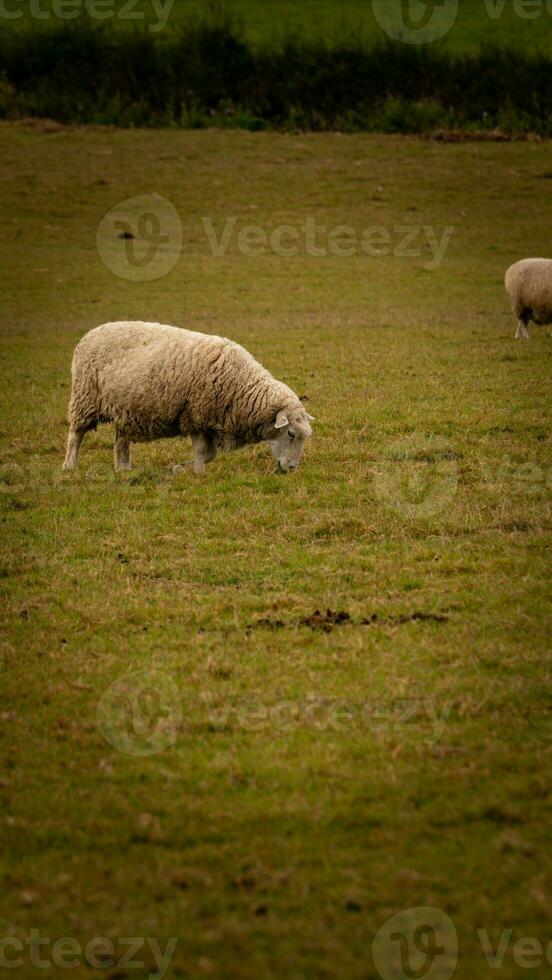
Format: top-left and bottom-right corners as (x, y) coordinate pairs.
(172, 462), (193, 474)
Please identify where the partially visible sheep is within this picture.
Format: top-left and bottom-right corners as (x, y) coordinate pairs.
(505, 258), (552, 339)
(63, 321), (314, 473)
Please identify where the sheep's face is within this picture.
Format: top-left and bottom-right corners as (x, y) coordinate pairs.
(266, 409), (314, 473)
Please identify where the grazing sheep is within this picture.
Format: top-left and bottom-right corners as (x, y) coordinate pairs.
(505, 258), (552, 339)
(63, 321), (314, 474)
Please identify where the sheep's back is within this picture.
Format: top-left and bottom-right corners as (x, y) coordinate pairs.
(505, 259), (552, 312)
(75, 321), (225, 437)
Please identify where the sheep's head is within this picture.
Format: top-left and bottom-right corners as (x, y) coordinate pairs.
(266, 408), (314, 473)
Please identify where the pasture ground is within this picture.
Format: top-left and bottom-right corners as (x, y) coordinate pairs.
(1, 123), (551, 979)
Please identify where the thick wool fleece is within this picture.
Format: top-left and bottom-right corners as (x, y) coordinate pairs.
(68, 321), (305, 445)
(505, 258), (552, 325)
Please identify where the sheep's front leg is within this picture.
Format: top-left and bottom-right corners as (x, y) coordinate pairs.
(515, 318), (530, 340)
(191, 431), (218, 474)
(63, 427), (86, 470)
(114, 431), (132, 471)
(173, 432), (218, 475)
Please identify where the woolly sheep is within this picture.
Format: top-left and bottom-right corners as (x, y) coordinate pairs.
(62, 321), (314, 474)
(505, 258), (552, 339)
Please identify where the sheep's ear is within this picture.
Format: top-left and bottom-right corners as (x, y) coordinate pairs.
(274, 410), (289, 429)
(306, 413), (315, 422)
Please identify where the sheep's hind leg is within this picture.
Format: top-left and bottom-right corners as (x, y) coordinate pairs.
(63, 427), (86, 470)
(114, 431), (132, 471)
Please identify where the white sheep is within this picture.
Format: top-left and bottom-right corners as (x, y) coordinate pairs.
(62, 321), (314, 474)
(505, 258), (552, 339)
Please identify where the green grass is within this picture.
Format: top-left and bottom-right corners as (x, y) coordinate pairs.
(175, 0), (552, 48)
(1, 123), (552, 978)
(6, 0), (552, 50)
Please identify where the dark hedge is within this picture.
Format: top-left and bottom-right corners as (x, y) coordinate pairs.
(0, 14), (550, 134)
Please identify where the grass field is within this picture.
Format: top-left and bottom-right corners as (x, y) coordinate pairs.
(5, 0), (552, 50)
(1, 121), (552, 978)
